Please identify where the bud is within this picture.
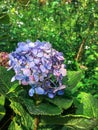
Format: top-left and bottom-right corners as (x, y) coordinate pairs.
(0, 52), (9, 68)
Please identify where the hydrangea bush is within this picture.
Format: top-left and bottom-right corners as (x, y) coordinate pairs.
(0, 41), (98, 130)
(8, 40), (67, 98)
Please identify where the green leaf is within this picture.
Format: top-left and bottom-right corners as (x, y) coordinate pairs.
(0, 13), (10, 24)
(76, 92), (98, 119)
(7, 83), (19, 94)
(40, 115), (98, 130)
(67, 71), (83, 88)
(0, 66), (18, 95)
(8, 117), (23, 130)
(0, 94), (5, 120)
(23, 98), (62, 116)
(10, 100), (25, 116)
(46, 97), (73, 110)
(10, 100), (35, 130)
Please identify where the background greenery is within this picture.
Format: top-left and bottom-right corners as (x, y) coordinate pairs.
(0, 0), (98, 130)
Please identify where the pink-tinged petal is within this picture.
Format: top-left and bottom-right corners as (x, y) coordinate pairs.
(40, 75), (44, 81)
(53, 85), (66, 93)
(60, 68), (67, 76)
(57, 55), (64, 61)
(44, 42), (51, 50)
(37, 52), (43, 57)
(29, 75), (34, 81)
(22, 68), (31, 76)
(53, 70), (60, 77)
(34, 58), (40, 64)
(44, 53), (50, 59)
(21, 80), (29, 85)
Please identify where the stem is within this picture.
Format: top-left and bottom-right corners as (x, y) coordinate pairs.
(34, 116), (39, 130)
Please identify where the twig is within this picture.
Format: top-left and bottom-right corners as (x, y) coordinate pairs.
(75, 37), (88, 62)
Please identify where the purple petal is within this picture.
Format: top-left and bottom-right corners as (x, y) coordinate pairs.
(33, 49), (37, 55)
(29, 62), (35, 68)
(22, 68), (31, 76)
(34, 58), (40, 64)
(40, 65), (46, 72)
(37, 52), (43, 57)
(33, 74), (39, 82)
(44, 42), (51, 50)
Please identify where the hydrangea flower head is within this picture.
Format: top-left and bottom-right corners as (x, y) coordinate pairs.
(8, 40), (67, 98)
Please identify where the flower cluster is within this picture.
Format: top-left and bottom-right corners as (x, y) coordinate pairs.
(0, 52), (9, 68)
(8, 40), (66, 98)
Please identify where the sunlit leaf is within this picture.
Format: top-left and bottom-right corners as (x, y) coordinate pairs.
(67, 71), (83, 88)
(40, 115), (98, 130)
(0, 95), (5, 120)
(76, 92), (98, 119)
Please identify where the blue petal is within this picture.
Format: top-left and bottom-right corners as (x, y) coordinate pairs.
(35, 87), (44, 95)
(29, 88), (34, 97)
(15, 74), (25, 80)
(48, 93), (55, 98)
(57, 90), (64, 95)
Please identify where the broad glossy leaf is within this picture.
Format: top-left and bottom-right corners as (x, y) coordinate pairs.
(76, 92), (98, 119)
(0, 95), (5, 120)
(10, 101), (34, 130)
(40, 115), (98, 130)
(23, 99), (62, 115)
(67, 71), (83, 88)
(8, 117), (23, 130)
(46, 97), (73, 110)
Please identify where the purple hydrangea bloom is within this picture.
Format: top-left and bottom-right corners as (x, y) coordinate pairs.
(8, 40), (67, 98)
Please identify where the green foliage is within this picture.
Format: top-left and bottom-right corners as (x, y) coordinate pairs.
(76, 92), (98, 119)
(0, 95), (5, 120)
(40, 115), (98, 130)
(0, 66), (19, 95)
(67, 71), (83, 89)
(9, 102), (35, 130)
(23, 99), (62, 116)
(45, 97), (73, 110)
(0, 0), (98, 129)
